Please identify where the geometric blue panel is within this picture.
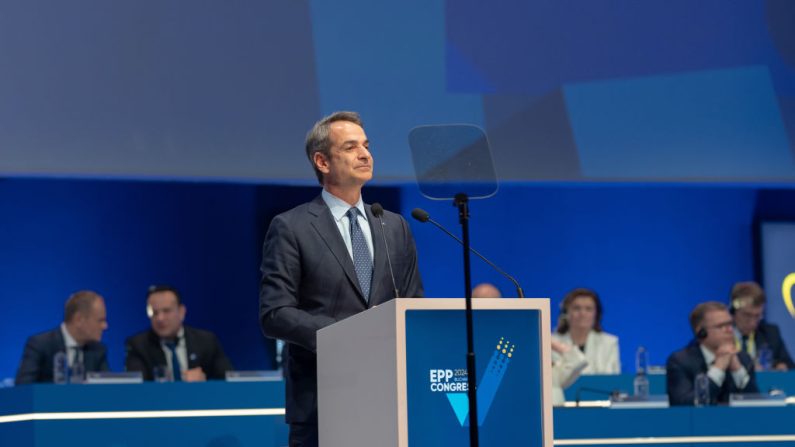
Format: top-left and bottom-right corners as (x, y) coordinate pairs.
(309, 0), (484, 181)
(563, 66), (795, 179)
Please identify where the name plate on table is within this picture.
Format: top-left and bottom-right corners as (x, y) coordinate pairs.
(225, 370), (283, 382)
(729, 392), (787, 407)
(85, 371), (144, 384)
(610, 394), (670, 409)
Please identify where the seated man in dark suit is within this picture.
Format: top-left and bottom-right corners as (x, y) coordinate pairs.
(730, 281), (794, 371)
(16, 290), (109, 384)
(667, 301), (758, 405)
(125, 285), (233, 381)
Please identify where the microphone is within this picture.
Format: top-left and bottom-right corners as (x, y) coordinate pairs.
(575, 387), (623, 407)
(371, 203), (400, 298)
(410, 208), (525, 298)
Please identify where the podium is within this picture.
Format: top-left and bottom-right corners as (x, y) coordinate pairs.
(317, 298), (553, 447)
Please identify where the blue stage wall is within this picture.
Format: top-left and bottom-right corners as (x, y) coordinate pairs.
(2, 179), (795, 380)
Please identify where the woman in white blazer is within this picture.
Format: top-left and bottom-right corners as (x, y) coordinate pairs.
(552, 288), (621, 374)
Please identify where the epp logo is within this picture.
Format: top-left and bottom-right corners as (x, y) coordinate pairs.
(442, 337), (515, 427)
(429, 369), (468, 392)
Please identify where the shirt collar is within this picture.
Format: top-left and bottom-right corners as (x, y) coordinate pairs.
(60, 322), (80, 349)
(159, 326), (185, 345)
(322, 189), (367, 222)
(699, 343), (716, 365)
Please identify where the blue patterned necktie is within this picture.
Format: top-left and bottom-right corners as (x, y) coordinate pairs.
(347, 207), (373, 302)
(165, 341), (182, 382)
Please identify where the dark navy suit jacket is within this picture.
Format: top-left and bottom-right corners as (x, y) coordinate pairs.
(666, 341), (758, 406)
(124, 325), (233, 381)
(752, 321), (795, 369)
(259, 195), (423, 423)
(15, 326), (109, 384)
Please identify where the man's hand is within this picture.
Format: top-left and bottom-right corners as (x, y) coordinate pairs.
(183, 367), (207, 382)
(713, 343), (740, 371)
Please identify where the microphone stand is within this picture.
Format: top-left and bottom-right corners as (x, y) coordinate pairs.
(455, 193), (479, 447)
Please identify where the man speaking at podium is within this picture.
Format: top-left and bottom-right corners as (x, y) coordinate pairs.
(259, 111), (424, 446)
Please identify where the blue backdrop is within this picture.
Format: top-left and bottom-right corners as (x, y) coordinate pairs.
(3, 179), (795, 380)
(2, 1), (795, 382)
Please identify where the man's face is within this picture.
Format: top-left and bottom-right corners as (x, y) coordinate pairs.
(700, 309), (735, 350)
(147, 291), (185, 339)
(315, 120), (373, 188)
(734, 304), (764, 336)
(75, 298), (108, 344)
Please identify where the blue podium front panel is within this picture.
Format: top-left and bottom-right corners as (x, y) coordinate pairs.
(405, 309), (544, 446)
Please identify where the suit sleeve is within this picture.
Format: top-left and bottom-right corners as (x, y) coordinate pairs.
(666, 353), (694, 406)
(208, 333), (234, 379)
(97, 348), (110, 372)
(768, 325), (795, 369)
(606, 336), (621, 374)
(124, 338), (152, 381)
(15, 337), (44, 384)
(259, 215), (336, 352)
(396, 215), (424, 299)
(737, 352), (760, 393)
(552, 346), (588, 389)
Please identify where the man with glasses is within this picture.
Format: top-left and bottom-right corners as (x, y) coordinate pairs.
(730, 281), (794, 371)
(667, 301), (759, 405)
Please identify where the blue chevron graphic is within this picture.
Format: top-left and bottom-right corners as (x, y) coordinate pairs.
(446, 337), (515, 426)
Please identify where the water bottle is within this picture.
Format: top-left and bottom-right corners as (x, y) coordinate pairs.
(69, 361), (85, 384)
(694, 373), (710, 406)
(633, 346), (650, 398)
(53, 351), (68, 384)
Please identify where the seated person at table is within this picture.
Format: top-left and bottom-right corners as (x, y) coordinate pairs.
(125, 285), (233, 381)
(730, 281), (794, 371)
(552, 288), (620, 374)
(551, 338), (588, 406)
(667, 301), (758, 405)
(16, 290), (109, 384)
(473, 283), (588, 405)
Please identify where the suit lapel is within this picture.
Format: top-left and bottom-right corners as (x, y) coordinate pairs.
(148, 330), (168, 366)
(366, 204), (390, 305)
(183, 327), (199, 369)
(308, 196), (366, 303)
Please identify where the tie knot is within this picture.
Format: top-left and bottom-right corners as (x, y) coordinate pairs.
(164, 341), (178, 351)
(347, 207), (360, 220)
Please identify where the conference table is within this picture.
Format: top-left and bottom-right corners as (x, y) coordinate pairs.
(2, 373), (795, 446)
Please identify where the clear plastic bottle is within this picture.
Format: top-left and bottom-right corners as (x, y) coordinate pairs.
(69, 361), (85, 384)
(694, 372), (710, 406)
(53, 351), (68, 384)
(633, 346), (650, 398)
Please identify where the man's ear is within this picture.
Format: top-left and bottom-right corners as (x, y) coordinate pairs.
(313, 151), (330, 174)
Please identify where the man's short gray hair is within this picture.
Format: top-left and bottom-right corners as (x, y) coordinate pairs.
(305, 111), (363, 185)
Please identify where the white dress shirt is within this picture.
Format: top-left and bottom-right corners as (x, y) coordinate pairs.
(321, 189), (374, 262)
(60, 323), (83, 368)
(160, 327), (188, 376)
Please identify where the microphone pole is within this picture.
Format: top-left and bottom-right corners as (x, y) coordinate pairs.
(455, 193), (479, 447)
(370, 203), (399, 298)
